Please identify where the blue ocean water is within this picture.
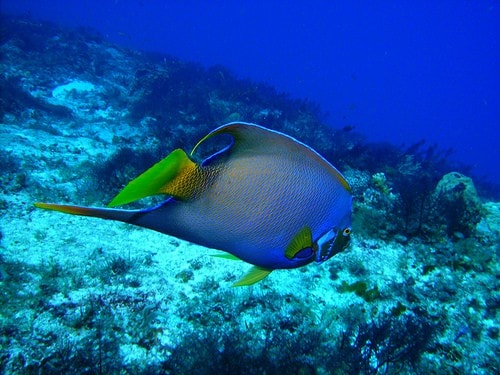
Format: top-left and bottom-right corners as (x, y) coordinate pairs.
(2, 0), (499, 185)
(1, 2), (500, 373)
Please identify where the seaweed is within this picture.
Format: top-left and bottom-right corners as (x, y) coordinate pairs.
(127, 56), (330, 154)
(38, 295), (121, 374)
(128, 61), (213, 129)
(390, 141), (464, 237)
(329, 312), (442, 374)
(390, 302), (407, 317)
(107, 255), (133, 276)
(339, 280), (380, 303)
(166, 291), (441, 375)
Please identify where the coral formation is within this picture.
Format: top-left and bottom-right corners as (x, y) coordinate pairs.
(0, 15), (498, 374)
(433, 172), (483, 237)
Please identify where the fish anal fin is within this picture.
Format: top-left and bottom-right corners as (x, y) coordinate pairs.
(108, 149), (203, 207)
(285, 226), (313, 260)
(232, 266), (272, 287)
(211, 253), (242, 261)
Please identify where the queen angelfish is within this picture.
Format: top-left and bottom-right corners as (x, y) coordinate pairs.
(35, 122), (352, 286)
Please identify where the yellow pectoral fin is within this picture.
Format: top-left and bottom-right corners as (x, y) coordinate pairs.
(108, 149), (201, 207)
(232, 266), (273, 287)
(285, 226), (313, 260)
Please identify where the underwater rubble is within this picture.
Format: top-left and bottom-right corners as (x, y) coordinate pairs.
(0, 15), (498, 374)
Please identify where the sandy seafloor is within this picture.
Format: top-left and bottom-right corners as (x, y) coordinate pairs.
(0, 16), (499, 374)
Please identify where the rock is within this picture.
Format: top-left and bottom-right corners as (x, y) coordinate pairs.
(51, 80), (96, 99)
(434, 172), (483, 237)
(476, 202), (500, 241)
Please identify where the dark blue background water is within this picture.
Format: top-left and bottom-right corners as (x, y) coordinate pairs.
(2, 1), (499, 185)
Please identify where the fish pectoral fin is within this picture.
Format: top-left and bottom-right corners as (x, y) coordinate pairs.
(232, 266), (273, 287)
(108, 148), (201, 207)
(285, 226), (313, 260)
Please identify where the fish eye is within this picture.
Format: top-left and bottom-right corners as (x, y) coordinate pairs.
(343, 227), (351, 236)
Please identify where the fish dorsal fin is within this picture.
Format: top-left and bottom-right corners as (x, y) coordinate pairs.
(191, 122), (351, 192)
(191, 122), (287, 158)
(108, 148), (203, 207)
(233, 266), (273, 287)
(285, 226), (313, 260)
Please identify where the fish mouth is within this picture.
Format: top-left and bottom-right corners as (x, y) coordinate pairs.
(315, 227), (351, 263)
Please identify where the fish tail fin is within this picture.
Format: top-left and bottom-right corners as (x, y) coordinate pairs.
(108, 148), (207, 207)
(34, 202), (137, 222)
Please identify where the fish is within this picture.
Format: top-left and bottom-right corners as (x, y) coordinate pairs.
(35, 122), (352, 286)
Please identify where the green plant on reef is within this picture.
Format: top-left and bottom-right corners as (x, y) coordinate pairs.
(176, 269), (194, 283)
(329, 312), (443, 374)
(107, 254), (133, 276)
(422, 264), (437, 275)
(371, 172), (391, 195)
(339, 280), (380, 302)
(391, 301), (407, 317)
(166, 290), (441, 375)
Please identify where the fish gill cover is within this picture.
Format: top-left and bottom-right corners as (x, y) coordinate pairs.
(0, 14), (498, 375)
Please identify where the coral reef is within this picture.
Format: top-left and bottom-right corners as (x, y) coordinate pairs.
(0, 15), (498, 374)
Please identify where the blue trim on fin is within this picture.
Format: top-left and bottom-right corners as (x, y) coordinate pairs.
(200, 136), (235, 167)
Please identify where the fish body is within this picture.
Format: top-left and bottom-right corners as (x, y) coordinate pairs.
(36, 123), (352, 285)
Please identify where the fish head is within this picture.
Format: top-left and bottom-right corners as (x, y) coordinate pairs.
(315, 222), (352, 263)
